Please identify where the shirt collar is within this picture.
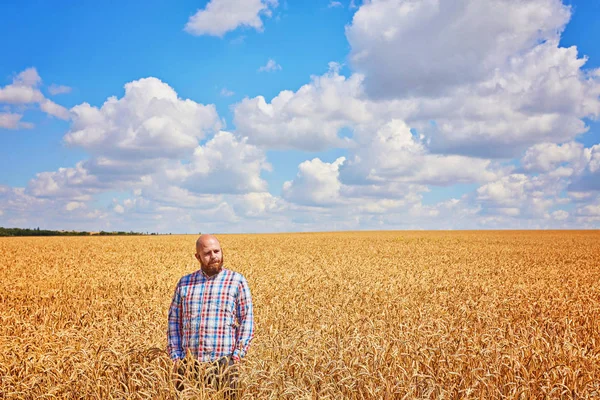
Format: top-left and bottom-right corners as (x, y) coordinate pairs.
(199, 267), (225, 280)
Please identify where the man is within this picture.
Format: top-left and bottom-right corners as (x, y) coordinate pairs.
(167, 234), (254, 396)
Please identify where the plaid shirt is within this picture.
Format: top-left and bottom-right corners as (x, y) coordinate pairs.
(167, 268), (254, 362)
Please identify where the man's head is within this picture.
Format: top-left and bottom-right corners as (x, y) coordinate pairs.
(195, 234), (224, 276)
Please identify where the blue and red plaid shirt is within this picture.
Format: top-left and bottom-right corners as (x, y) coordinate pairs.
(167, 268), (254, 362)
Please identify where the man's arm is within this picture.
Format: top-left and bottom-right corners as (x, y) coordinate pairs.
(232, 276), (254, 361)
(167, 279), (185, 360)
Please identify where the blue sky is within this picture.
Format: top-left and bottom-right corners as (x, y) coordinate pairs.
(1, 0), (599, 232)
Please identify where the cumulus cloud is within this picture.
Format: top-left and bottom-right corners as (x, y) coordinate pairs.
(477, 174), (530, 208)
(588, 145), (600, 173)
(282, 157), (346, 206)
(0, 112), (33, 129)
(346, 0), (571, 97)
(258, 59), (282, 72)
(340, 0), (600, 158)
(234, 192), (283, 217)
(568, 144), (600, 192)
(234, 67), (368, 150)
(185, 0), (278, 37)
(25, 129), (271, 223)
(176, 131), (271, 195)
(0, 67), (69, 124)
(465, 141), (600, 224)
(552, 210), (569, 221)
(235, 45), (600, 158)
(577, 202), (600, 217)
(419, 42), (600, 157)
(65, 201), (85, 211)
(40, 98), (70, 120)
(20, 76), (274, 231)
(64, 77), (221, 160)
(0, 185), (109, 231)
(475, 172), (566, 220)
(138, 184), (221, 210)
(340, 119), (501, 186)
(521, 142), (589, 175)
(27, 162), (101, 199)
(0, 185), (47, 214)
(0, 72), (44, 104)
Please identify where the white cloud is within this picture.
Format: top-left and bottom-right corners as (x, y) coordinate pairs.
(0, 112), (33, 129)
(340, 0), (600, 158)
(15, 68), (42, 87)
(283, 157), (346, 206)
(477, 174), (530, 208)
(521, 142), (589, 175)
(139, 185), (221, 210)
(0, 83), (43, 104)
(65, 201), (84, 211)
(234, 192), (282, 217)
(235, 47), (600, 157)
(346, 0), (571, 98)
(356, 198), (407, 214)
(176, 131), (271, 195)
(258, 59), (282, 72)
(340, 119), (501, 186)
(0, 185), (48, 216)
(40, 99), (69, 120)
(568, 144), (600, 192)
(465, 141), (600, 224)
(589, 145), (600, 173)
(475, 172), (568, 219)
(48, 84), (72, 96)
(0, 184), (112, 231)
(418, 42), (600, 156)
(0, 67), (70, 124)
(18, 74), (276, 232)
(234, 68), (368, 150)
(27, 162), (100, 198)
(0, 68), (44, 104)
(185, 0), (278, 37)
(569, 191), (593, 201)
(575, 197), (600, 219)
(328, 1), (343, 8)
(552, 210), (569, 220)
(64, 77), (221, 160)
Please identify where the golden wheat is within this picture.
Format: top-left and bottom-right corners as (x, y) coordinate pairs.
(1, 231), (600, 399)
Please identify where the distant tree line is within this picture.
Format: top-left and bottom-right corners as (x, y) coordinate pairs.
(0, 227), (148, 237)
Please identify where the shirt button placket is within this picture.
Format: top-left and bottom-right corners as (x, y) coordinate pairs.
(204, 278), (213, 360)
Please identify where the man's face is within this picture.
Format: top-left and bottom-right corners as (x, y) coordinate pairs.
(195, 237), (223, 276)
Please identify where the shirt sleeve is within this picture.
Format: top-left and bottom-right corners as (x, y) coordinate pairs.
(232, 276), (254, 360)
(167, 279), (185, 360)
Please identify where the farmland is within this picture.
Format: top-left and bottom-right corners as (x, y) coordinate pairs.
(1, 231), (600, 399)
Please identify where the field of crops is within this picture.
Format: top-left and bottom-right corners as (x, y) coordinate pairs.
(2, 231), (600, 399)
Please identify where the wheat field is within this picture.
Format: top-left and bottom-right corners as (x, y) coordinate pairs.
(1, 231), (600, 399)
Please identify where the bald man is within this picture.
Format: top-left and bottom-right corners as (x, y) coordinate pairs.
(167, 234), (254, 395)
